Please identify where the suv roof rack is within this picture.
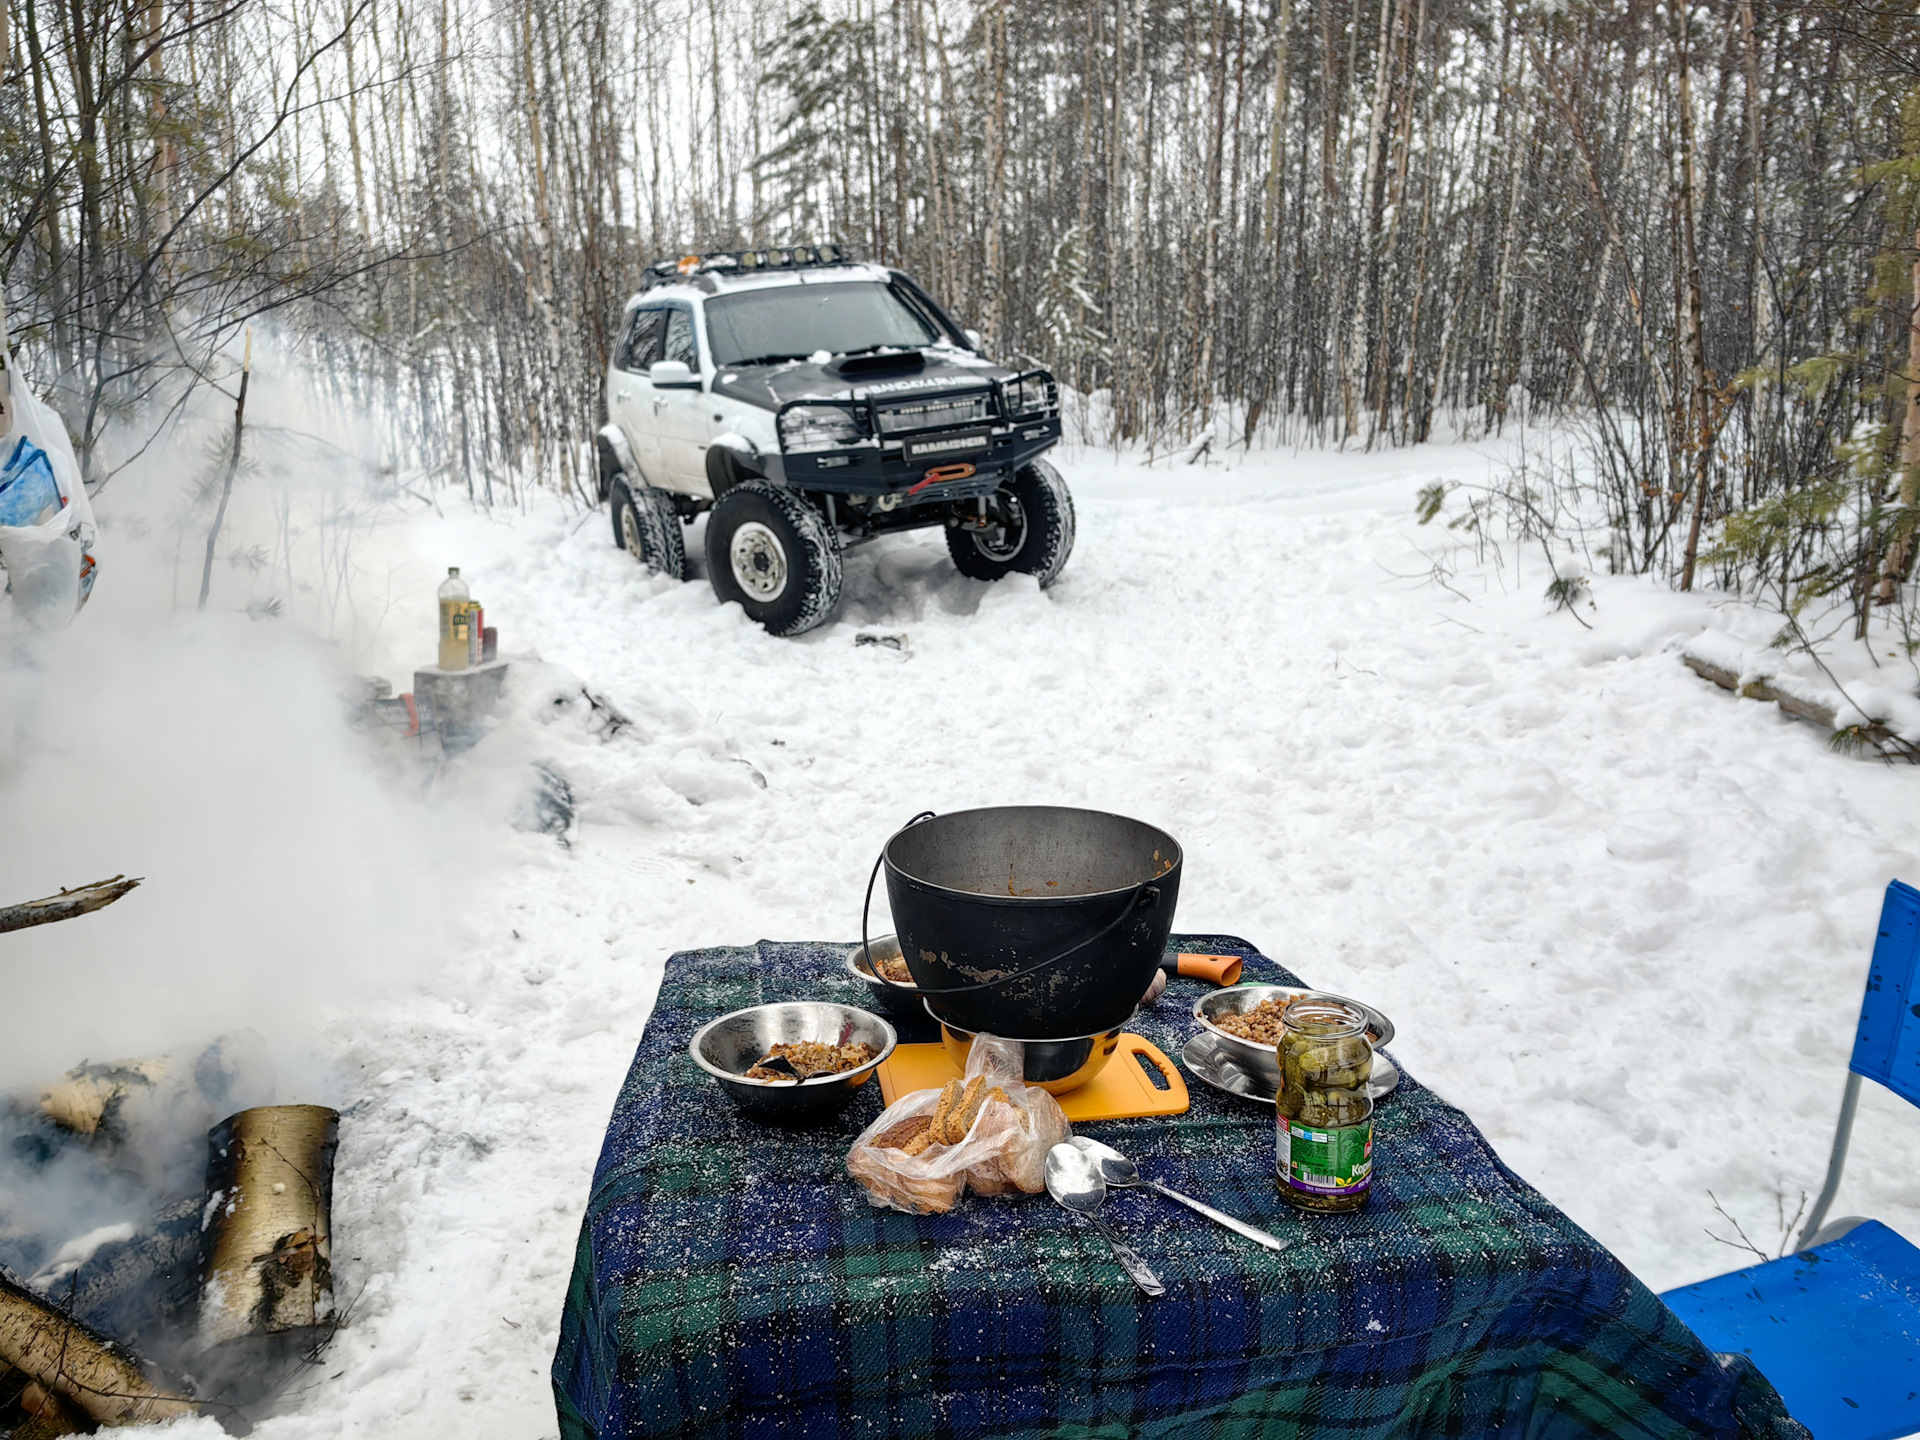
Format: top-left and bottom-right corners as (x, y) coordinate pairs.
(641, 244), (857, 290)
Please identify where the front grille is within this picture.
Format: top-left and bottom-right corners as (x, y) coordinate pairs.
(876, 392), (992, 435)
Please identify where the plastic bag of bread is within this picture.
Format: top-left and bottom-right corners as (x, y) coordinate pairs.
(845, 1034), (1070, 1214)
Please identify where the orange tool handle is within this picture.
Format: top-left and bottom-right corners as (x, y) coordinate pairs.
(1167, 952), (1243, 986)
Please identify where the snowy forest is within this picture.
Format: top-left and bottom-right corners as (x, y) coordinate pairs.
(1, 0), (1917, 638)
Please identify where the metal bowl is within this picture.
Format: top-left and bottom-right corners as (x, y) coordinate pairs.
(1182, 1031), (1401, 1104)
(845, 936), (925, 1021)
(1191, 985), (1396, 1093)
(689, 1002), (897, 1123)
(927, 1000), (1124, 1096)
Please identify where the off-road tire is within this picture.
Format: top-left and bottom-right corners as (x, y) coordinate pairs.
(705, 480), (843, 636)
(611, 475), (687, 581)
(945, 458), (1076, 586)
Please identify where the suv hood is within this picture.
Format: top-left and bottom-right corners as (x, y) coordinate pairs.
(712, 351), (1012, 412)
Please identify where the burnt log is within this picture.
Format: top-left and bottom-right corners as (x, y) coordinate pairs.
(199, 1106), (338, 1349)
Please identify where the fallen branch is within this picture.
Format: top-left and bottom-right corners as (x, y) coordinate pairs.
(0, 877), (142, 934)
(1681, 654), (1919, 761)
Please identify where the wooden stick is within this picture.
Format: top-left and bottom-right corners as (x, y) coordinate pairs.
(0, 877), (142, 935)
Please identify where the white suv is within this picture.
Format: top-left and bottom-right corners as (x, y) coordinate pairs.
(597, 246), (1073, 635)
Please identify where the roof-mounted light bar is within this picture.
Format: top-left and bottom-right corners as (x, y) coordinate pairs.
(644, 243), (854, 283)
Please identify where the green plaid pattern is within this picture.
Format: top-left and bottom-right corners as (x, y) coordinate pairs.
(552, 937), (1805, 1439)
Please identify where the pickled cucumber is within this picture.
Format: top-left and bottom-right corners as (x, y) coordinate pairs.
(1297, 1088), (1372, 1127)
(1282, 1034), (1372, 1092)
(1274, 995), (1376, 1213)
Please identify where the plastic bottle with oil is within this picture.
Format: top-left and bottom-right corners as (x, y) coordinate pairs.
(438, 567), (472, 671)
(1275, 995), (1374, 1212)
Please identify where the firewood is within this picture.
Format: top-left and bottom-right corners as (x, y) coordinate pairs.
(11, 1378), (86, 1438)
(0, 877), (142, 934)
(199, 1106), (339, 1348)
(0, 1272), (194, 1425)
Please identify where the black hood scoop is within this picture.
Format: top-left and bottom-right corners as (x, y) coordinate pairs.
(830, 350), (925, 378)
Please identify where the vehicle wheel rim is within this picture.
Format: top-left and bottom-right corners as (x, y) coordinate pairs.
(621, 500), (645, 556)
(730, 520), (789, 601)
(971, 495), (1027, 562)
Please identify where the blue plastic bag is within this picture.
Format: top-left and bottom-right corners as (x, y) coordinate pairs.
(0, 436), (62, 528)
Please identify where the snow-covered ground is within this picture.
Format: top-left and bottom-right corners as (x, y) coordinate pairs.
(6, 437), (1918, 1437)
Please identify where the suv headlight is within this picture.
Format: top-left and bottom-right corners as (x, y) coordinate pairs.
(779, 404), (866, 453)
(1004, 374), (1056, 418)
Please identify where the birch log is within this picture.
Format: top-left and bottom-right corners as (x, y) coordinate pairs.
(199, 1106), (340, 1348)
(0, 1272), (194, 1425)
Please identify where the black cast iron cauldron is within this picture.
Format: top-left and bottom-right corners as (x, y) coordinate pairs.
(864, 806), (1182, 1039)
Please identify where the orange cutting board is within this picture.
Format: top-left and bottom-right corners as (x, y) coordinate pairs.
(875, 1034), (1190, 1122)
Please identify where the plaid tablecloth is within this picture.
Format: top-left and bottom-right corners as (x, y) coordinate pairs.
(553, 937), (1804, 1440)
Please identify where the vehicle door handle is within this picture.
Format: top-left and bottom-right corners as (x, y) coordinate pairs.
(615, 389), (631, 401)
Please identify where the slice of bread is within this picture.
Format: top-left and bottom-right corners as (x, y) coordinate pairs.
(873, 1113), (933, 1151)
(929, 1079), (963, 1141)
(940, 1076), (989, 1144)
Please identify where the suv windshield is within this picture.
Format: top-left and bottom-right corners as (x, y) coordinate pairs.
(704, 282), (944, 366)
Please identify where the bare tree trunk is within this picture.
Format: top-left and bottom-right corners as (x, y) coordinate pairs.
(1676, 2), (1714, 593)
(344, 0), (371, 242)
(1194, 0), (1230, 411)
(982, 0), (1008, 346)
(1877, 220), (1920, 600)
(1343, 0), (1396, 443)
(199, 331), (252, 610)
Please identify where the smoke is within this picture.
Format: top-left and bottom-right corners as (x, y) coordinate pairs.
(0, 338), (492, 1300)
(0, 534), (442, 1088)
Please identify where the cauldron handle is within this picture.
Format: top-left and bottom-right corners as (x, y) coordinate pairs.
(861, 811), (937, 992)
(862, 817), (1164, 997)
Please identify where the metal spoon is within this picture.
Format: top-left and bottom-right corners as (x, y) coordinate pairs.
(1044, 1143), (1166, 1297)
(1070, 1137), (1290, 1254)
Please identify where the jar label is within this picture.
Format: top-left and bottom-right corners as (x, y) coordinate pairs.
(1278, 1118), (1373, 1195)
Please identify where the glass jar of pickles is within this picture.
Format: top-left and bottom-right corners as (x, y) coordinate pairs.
(1275, 995), (1374, 1212)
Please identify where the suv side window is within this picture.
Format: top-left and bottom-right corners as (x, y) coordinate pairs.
(662, 308), (699, 370)
(620, 308), (665, 371)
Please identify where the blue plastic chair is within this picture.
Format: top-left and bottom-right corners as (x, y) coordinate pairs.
(1660, 879), (1920, 1440)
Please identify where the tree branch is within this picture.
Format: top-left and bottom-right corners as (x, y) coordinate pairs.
(0, 876), (143, 934)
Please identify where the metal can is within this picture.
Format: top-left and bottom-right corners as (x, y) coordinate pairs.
(1275, 994), (1374, 1212)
